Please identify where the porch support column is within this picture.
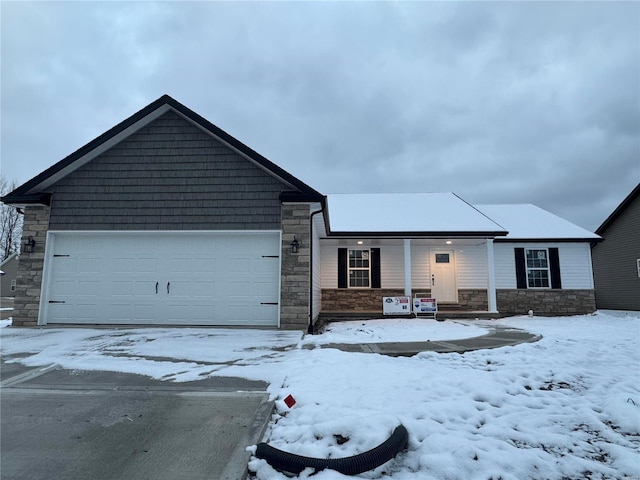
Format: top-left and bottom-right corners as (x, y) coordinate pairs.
(486, 239), (498, 313)
(404, 239), (412, 297)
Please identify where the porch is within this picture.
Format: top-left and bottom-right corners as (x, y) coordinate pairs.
(316, 238), (501, 319)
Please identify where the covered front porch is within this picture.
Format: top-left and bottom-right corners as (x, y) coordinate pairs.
(318, 237), (501, 319)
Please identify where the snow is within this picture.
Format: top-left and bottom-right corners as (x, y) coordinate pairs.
(475, 204), (601, 240)
(326, 193), (506, 234)
(299, 318), (487, 344)
(1, 313), (639, 479)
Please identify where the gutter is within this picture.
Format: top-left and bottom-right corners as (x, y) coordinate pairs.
(308, 206), (325, 334)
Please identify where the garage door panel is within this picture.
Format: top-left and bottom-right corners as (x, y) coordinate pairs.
(193, 258), (216, 273)
(42, 232), (280, 326)
(135, 258), (160, 273)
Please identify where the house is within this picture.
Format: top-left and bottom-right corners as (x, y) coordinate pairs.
(1, 95), (601, 330)
(0, 253), (19, 297)
(591, 183), (640, 311)
(317, 196), (600, 319)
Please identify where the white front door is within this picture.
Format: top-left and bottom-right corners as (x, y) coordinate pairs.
(430, 250), (457, 303)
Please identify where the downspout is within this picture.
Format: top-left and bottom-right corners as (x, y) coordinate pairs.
(308, 206), (325, 334)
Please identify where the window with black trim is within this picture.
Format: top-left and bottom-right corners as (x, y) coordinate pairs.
(526, 248), (550, 288)
(349, 249), (370, 287)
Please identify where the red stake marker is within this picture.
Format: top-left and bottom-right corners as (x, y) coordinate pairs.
(284, 394), (296, 408)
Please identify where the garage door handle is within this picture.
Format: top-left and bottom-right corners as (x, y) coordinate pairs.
(156, 282), (159, 294)
(167, 282), (170, 294)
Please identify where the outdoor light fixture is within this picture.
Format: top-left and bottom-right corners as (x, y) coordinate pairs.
(24, 236), (36, 253)
(445, 240), (453, 245)
(357, 241), (364, 245)
(290, 236), (300, 254)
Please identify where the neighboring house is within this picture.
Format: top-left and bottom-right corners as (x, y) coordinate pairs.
(591, 183), (640, 311)
(1, 95), (601, 330)
(0, 253), (19, 297)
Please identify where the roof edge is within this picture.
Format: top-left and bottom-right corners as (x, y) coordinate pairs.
(595, 183), (640, 235)
(495, 237), (603, 243)
(325, 230), (509, 238)
(1, 192), (51, 207)
(280, 191), (327, 205)
(2, 94), (324, 204)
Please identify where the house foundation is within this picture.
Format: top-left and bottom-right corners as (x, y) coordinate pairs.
(496, 289), (596, 316)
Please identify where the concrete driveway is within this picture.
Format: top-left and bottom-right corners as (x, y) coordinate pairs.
(1, 357), (273, 480)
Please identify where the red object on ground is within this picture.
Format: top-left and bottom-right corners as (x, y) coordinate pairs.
(284, 394), (296, 408)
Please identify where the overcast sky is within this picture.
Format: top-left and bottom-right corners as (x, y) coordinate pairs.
(1, 1), (638, 231)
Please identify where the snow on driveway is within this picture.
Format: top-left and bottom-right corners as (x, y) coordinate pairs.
(1, 312), (639, 479)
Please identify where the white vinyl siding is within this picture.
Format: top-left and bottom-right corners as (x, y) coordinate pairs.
(495, 244), (518, 289)
(411, 245), (431, 289)
(411, 245), (488, 290)
(494, 243), (594, 289)
(320, 244), (338, 288)
(380, 245), (405, 288)
(557, 243), (594, 289)
(456, 245), (488, 289)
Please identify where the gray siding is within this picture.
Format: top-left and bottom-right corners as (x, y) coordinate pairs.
(48, 111), (286, 230)
(592, 194), (640, 310)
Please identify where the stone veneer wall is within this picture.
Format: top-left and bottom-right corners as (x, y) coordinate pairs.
(280, 203), (311, 330)
(457, 289), (489, 311)
(497, 289), (596, 316)
(321, 288), (490, 312)
(12, 206), (50, 326)
(321, 289), (405, 311)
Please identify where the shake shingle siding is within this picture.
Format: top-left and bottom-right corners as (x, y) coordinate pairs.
(592, 189), (640, 310)
(48, 111), (285, 230)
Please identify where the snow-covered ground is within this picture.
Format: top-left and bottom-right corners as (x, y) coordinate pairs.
(1, 312), (639, 479)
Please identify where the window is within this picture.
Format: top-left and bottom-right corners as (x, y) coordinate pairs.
(349, 249), (370, 287)
(526, 249), (550, 288)
(637, 259), (640, 278)
(435, 253), (450, 263)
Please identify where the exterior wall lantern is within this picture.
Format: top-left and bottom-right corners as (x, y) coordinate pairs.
(290, 236), (300, 254)
(24, 236), (36, 253)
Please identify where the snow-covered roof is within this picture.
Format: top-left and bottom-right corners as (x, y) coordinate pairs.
(475, 204), (601, 241)
(326, 193), (507, 235)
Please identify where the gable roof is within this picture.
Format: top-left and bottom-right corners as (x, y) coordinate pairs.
(325, 193), (508, 237)
(2, 95), (325, 207)
(595, 183), (640, 235)
(475, 204), (601, 242)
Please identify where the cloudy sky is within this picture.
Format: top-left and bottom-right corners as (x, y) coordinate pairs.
(2, 1), (638, 231)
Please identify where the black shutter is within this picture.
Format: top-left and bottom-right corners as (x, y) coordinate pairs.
(514, 248), (527, 289)
(371, 248), (381, 288)
(338, 248), (348, 288)
(549, 247), (562, 289)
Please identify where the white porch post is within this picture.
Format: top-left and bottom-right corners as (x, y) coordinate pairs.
(404, 239), (412, 297)
(486, 239), (498, 313)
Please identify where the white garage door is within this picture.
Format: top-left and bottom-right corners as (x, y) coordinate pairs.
(40, 231), (281, 326)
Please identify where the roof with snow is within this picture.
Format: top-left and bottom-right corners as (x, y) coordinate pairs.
(475, 204), (601, 241)
(326, 193), (507, 236)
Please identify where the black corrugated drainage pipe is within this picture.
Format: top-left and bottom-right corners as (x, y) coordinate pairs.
(308, 207), (324, 334)
(255, 424), (409, 475)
